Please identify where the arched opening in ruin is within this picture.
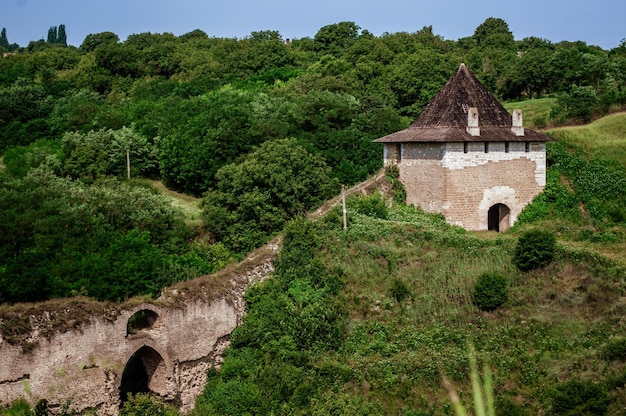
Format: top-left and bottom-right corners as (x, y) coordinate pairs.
(119, 346), (168, 406)
(126, 309), (158, 336)
(488, 203), (511, 232)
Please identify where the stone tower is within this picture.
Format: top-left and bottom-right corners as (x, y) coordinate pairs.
(374, 64), (551, 231)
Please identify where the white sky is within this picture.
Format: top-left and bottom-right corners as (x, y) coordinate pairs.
(3, 0), (624, 49)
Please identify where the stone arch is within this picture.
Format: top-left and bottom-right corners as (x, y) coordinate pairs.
(488, 203), (511, 232)
(126, 309), (159, 336)
(119, 345), (170, 405)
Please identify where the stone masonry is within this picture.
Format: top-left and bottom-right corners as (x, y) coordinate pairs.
(386, 141), (546, 230)
(0, 259), (275, 415)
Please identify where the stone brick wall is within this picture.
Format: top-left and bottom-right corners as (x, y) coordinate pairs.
(385, 141), (546, 230)
(0, 259), (275, 415)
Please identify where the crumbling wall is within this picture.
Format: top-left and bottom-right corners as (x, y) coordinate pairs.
(0, 259), (275, 415)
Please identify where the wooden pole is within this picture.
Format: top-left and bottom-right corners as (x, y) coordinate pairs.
(342, 185), (347, 230)
(126, 149), (131, 180)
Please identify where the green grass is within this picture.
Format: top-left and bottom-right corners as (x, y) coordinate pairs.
(146, 179), (203, 225)
(547, 112), (626, 167)
(190, 200), (626, 415)
(324, 207), (625, 414)
(189, 125), (626, 414)
(503, 97), (557, 129)
(508, 111), (626, 264)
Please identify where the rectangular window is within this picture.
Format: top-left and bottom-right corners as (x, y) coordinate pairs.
(396, 143), (402, 162)
(525, 142), (530, 153)
(505, 142), (509, 153)
(463, 142), (468, 153)
(484, 142), (489, 153)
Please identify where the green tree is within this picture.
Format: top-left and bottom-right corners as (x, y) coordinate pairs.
(2, 139), (63, 178)
(159, 87), (297, 195)
(61, 127), (159, 181)
(80, 31), (120, 52)
(473, 17), (515, 49)
(0, 78), (52, 151)
(473, 272), (508, 311)
(56, 24), (67, 46)
(314, 21), (360, 55)
(552, 84), (599, 123)
(202, 138), (338, 252)
(0, 170), (187, 303)
(0, 28), (9, 50)
(47, 26), (58, 43)
(49, 89), (106, 134)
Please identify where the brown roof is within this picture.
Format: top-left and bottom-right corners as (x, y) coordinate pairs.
(374, 63), (551, 143)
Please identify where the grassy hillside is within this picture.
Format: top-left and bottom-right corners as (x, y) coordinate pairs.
(3, 108), (625, 415)
(188, 111), (626, 415)
(147, 179), (203, 226)
(505, 112), (626, 265)
(504, 98), (557, 129)
(191, 201), (626, 415)
(547, 112), (626, 168)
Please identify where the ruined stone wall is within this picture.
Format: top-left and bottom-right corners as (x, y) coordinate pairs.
(0, 259), (275, 415)
(0, 300), (236, 415)
(387, 142), (546, 230)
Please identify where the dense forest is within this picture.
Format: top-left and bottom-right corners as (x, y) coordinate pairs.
(1, 18), (625, 304)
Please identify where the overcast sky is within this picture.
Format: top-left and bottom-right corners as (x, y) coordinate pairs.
(3, 0), (625, 50)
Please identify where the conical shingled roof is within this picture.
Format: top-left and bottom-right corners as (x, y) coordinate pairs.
(411, 63), (511, 128)
(374, 63), (550, 143)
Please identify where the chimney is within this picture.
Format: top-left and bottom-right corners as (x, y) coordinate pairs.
(511, 109), (524, 136)
(466, 107), (480, 136)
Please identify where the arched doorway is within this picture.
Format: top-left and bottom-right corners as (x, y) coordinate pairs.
(119, 346), (168, 405)
(488, 203), (511, 232)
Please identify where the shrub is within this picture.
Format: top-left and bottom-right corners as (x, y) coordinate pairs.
(350, 192), (388, 219)
(472, 272), (508, 311)
(551, 379), (610, 415)
(389, 278), (411, 303)
(513, 230), (556, 271)
(602, 338), (626, 361)
(119, 393), (179, 416)
(0, 399), (33, 415)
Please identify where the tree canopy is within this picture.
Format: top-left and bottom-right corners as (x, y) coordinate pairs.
(0, 17), (625, 304)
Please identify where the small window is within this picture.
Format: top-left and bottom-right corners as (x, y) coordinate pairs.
(127, 309), (158, 336)
(463, 142), (468, 153)
(525, 142), (530, 153)
(395, 143), (402, 162)
(484, 142), (489, 153)
(505, 142), (509, 153)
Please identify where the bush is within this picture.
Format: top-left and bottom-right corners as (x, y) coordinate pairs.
(120, 393), (179, 416)
(349, 192), (388, 219)
(551, 379), (609, 415)
(513, 230), (556, 271)
(202, 138), (338, 253)
(602, 338), (626, 361)
(472, 272), (508, 311)
(389, 278), (411, 303)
